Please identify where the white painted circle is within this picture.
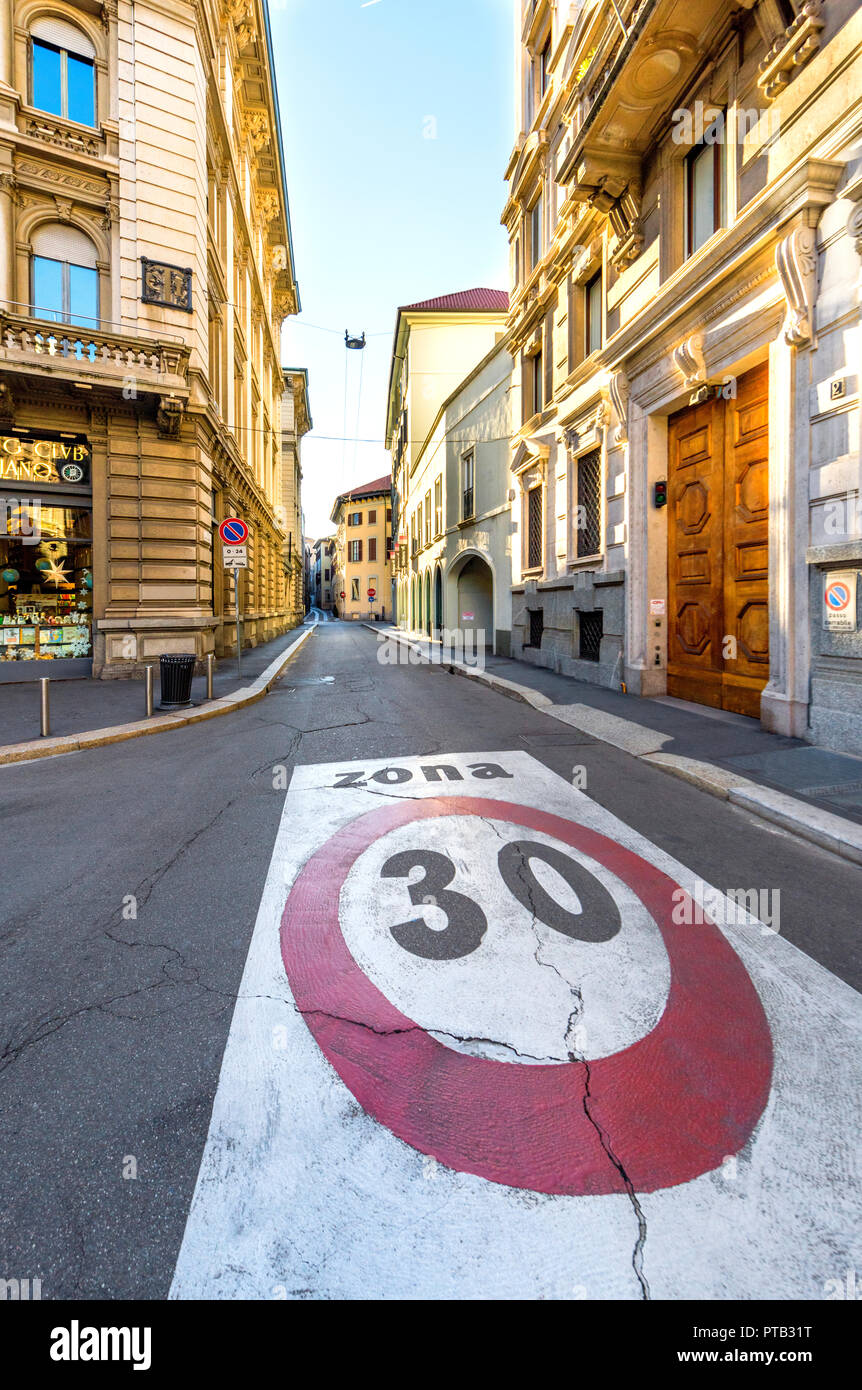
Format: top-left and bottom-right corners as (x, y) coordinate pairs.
(339, 815), (671, 1064)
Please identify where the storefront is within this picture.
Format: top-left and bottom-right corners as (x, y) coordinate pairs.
(0, 428), (94, 682)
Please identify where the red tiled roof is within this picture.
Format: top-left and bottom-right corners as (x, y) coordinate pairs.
(400, 288), (509, 314)
(340, 473), (392, 502)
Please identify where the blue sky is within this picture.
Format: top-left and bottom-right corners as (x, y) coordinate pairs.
(270, 0), (515, 537)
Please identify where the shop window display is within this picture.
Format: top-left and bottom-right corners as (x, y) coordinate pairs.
(0, 506), (93, 665)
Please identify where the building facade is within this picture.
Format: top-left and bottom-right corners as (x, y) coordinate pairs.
(392, 330), (515, 655)
(504, 0), (862, 748)
(310, 534), (334, 612)
(331, 475), (391, 621)
(385, 288), (510, 635)
(280, 366), (310, 628)
(0, 0), (300, 681)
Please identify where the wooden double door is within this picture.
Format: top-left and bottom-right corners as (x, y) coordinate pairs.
(667, 363), (769, 718)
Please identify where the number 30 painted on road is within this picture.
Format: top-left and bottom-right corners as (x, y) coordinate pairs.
(281, 797), (773, 1196)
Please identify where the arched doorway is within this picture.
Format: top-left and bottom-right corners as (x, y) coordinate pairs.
(410, 576), (416, 631)
(454, 554), (493, 651)
(424, 571), (432, 636)
(434, 565), (443, 637)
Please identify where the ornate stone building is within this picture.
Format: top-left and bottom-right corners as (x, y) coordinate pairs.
(0, 0), (300, 680)
(504, 0), (862, 749)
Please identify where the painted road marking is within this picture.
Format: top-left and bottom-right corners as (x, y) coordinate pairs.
(171, 752), (862, 1300)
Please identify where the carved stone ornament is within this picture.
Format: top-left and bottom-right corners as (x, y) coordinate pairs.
(141, 257), (193, 313)
(595, 399), (611, 430)
(775, 225), (817, 347)
(157, 396), (185, 438)
(257, 188), (280, 224)
(608, 369), (630, 444)
(245, 111), (269, 152)
(757, 0), (824, 102)
(672, 332), (707, 388)
(847, 201), (862, 259)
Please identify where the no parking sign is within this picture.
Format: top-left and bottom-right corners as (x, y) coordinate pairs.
(823, 571), (857, 632)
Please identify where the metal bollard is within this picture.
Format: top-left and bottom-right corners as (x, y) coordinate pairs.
(145, 665), (154, 718)
(39, 678), (50, 738)
(206, 652), (214, 701)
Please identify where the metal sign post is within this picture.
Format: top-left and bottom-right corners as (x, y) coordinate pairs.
(233, 572), (240, 678)
(220, 518), (250, 679)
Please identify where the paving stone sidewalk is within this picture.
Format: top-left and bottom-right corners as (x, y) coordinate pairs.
(367, 622), (862, 829)
(0, 623), (311, 747)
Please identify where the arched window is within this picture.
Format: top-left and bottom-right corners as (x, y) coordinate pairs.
(31, 224), (99, 327)
(30, 17), (96, 127)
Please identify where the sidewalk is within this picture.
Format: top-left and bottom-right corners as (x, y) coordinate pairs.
(366, 622), (862, 862)
(0, 622), (314, 757)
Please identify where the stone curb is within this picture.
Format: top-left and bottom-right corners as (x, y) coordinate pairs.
(0, 622), (318, 768)
(365, 624), (862, 864)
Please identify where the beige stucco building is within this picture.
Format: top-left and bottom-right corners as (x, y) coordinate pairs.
(331, 475), (392, 622)
(504, 0), (862, 749)
(385, 289), (511, 637)
(385, 292), (515, 653)
(0, 0), (301, 681)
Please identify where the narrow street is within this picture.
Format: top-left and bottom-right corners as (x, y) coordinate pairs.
(1, 622), (859, 1301)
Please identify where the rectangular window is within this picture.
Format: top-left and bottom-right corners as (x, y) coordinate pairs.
(578, 610), (603, 662)
(424, 490), (431, 545)
(386, 508), (392, 524)
(527, 609), (544, 649)
(576, 449), (602, 558)
(539, 39), (551, 98)
(585, 271), (602, 356)
(530, 195), (543, 270)
(348, 539), (362, 563)
(368, 509), (376, 524)
(531, 349), (543, 417)
(434, 475), (442, 536)
(685, 127), (724, 256)
(351, 578), (360, 601)
(462, 451), (475, 520)
(32, 39), (95, 127)
(368, 538), (377, 562)
(527, 486), (543, 570)
(32, 255), (98, 327)
(347, 511), (362, 527)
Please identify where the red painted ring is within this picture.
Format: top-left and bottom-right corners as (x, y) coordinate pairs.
(281, 797), (773, 1195)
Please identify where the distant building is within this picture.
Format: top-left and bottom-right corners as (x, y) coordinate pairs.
(384, 289), (510, 636)
(331, 477), (392, 621)
(311, 535), (335, 612)
(280, 369), (311, 627)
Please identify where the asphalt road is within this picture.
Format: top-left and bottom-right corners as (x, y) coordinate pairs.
(0, 621), (860, 1299)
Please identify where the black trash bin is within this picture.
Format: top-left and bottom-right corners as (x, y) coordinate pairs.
(158, 653), (196, 710)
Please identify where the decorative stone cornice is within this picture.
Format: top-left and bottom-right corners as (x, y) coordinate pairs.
(775, 225), (817, 347)
(672, 332), (707, 389)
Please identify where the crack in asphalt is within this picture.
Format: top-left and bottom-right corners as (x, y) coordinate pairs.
(479, 818), (651, 1301)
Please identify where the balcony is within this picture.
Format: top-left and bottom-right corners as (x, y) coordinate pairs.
(0, 311), (191, 396)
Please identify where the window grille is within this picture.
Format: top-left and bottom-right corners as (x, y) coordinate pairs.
(577, 449), (601, 558)
(527, 486), (542, 569)
(578, 610), (603, 662)
(527, 609), (544, 649)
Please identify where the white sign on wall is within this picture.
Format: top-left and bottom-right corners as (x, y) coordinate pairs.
(823, 571), (857, 632)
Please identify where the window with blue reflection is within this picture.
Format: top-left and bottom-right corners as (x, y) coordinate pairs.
(32, 256), (64, 323)
(31, 37), (95, 127)
(67, 53), (95, 127)
(69, 265), (99, 327)
(33, 257), (99, 327)
(32, 40), (62, 118)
